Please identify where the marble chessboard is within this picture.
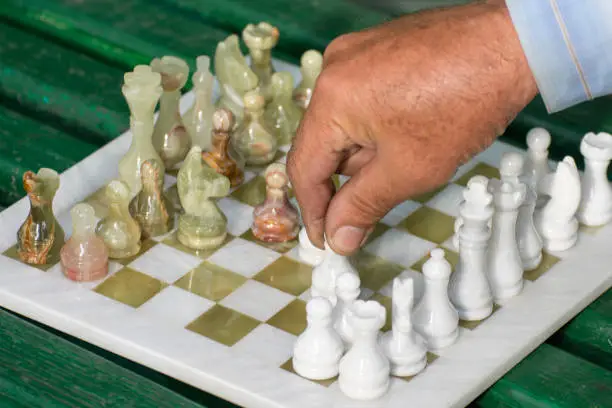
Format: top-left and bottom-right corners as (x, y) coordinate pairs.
(0, 59), (611, 408)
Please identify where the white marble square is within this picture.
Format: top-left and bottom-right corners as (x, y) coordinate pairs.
(221, 280), (294, 322)
(138, 286), (214, 327)
(128, 243), (203, 283)
(279, 144), (292, 153)
(381, 200), (421, 226)
(378, 268), (425, 304)
(425, 183), (464, 218)
(46, 260), (124, 290)
(218, 197), (254, 237)
(207, 238), (281, 278)
(164, 174), (177, 189)
(233, 324), (296, 366)
(365, 228), (436, 269)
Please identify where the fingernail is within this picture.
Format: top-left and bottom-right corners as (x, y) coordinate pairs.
(331, 226), (367, 253)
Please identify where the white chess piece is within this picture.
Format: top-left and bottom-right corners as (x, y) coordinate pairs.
(380, 277), (428, 377)
(577, 132), (612, 226)
(452, 175), (490, 250)
(413, 249), (459, 350)
(310, 240), (358, 306)
(338, 300), (390, 400)
(449, 176), (494, 321)
(486, 180), (526, 302)
(292, 297), (344, 380)
(524, 127), (552, 209)
(534, 156), (582, 251)
(334, 273), (361, 345)
(499, 152), (543, 270)
(298, 227), (325, 265)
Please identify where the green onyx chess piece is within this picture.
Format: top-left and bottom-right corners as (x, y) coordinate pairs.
(96, 180), (142, 259)
(264, 71), (303, 145)
(17, 168), (65, 265)
(118, 65), (164, 196)
(243, 22), (279, 103)
(151, 56), (192, 170)
(293, 50), (323, 111)
(215, 35), (259, 125)
(129, 159), (175, 239)
(231, 90), (279, 166)
(183, 56), (215, 150)
(177, 146), (231, 250)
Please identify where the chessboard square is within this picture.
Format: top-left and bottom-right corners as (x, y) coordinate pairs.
(454, 162), (500, 187)
(368, 293), (392, 332)
(254, 256), (312, 296)
(412, 184), (448, 204)
(94, 267), (166, 308)
(138, 285), (214, 327)
(378, 268), (425, 304)
(186, 304), (259, 347)
(163, 173), (177, 189)
(221, 280), (294, 322)
(1, 244), (57, 272)
(365, 229), (436, 269)
(207, 238), (281, 278)
(174, 261), (246, 301)
(524, 251), (561, 281)
(233, 324), (296, 366)
(267, 299), (307, 336)
(459, 304), (502, 331)
(381, 200), (421, 226)
(425, 183), (465, 218)
(231, 176), (266, 207)
(115, 239), (158, 266)
(398, 207), (455, 244)
(241, 229), (298, 254)
(350, 251), (404, 292)
(128, 243), (203, 283)
(162, 232), (233, 260)
(217, 197), (254, 237)
(411, 247), (459, 272)
(280, 358), (337, 388)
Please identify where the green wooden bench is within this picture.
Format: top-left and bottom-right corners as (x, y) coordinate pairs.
(0, 0), (610, 406)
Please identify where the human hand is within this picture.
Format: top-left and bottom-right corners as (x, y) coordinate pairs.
(286, 0), (537, 255)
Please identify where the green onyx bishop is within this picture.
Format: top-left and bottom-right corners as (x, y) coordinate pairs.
(242, 22), (279, 103)
(177, 146), (230, 250)
(183, 55), (215, 150)
(264, 71), (303, 145)
(293, 49), (323, 111)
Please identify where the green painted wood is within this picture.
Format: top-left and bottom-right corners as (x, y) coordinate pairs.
(476, 343), (612, 408)
(0, 22), (128, 146)
(0, 106), (98, 207)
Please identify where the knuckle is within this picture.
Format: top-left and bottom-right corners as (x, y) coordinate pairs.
(323, 33), (355, 62)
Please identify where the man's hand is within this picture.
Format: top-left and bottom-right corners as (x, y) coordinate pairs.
(286, 0), (537, 255)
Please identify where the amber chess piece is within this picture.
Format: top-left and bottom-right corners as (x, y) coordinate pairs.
(264, 71), (303, 145)
(96, 180), (142, 259)
(252, 163), (299, 242)
(202, 108), (245, 188)
(293, 49), (323, 111)
(243, 22), (279, 102)
(129, 159), (175, 239)
(151, 56), (192, 169)
(17, 168), (65, 265)
(60, 203), (109, 282)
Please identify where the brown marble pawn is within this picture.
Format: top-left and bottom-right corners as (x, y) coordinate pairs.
(202, 109), (245, 187)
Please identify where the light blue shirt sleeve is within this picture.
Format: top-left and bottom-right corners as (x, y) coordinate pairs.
(505, 0), (612, 113)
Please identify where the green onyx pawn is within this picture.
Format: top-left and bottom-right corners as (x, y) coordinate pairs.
(177, 146), (230, 250)
(264, 71), (303, 145)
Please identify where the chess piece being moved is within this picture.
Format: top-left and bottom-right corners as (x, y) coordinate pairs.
(524, 128), (552, 209)
(311, 241), (359, 305)
(151, 56), (192, 169)
(17, 168), (65, 265)
(215, 35), (259, 124)
(298, 227), (325, 265)
(129, 159), (174, 239)
(231, 90), (279, 166)
(251, 163), (299, 242)
(243, 22), (279, 102)
(338, 300), (390, 400)
(534, 156), (581, 251)
(264, 71), (303, 145)
(293, 49), (323, 111)
(201, 108), (245, 187)
(118, 65), (164, 195)
(96, 180), (142, 259)
(177, 146), (231, 250)
(184, 56), (215, 150)
(413, 249), (459, 349)
(449, 176), (494, 321)
(292, 297), (344, 381)
(60, 203), (108, 282)
(334, 273), (361, 345)
(380, 277), (428, 377)
(577, 132), (612, 226)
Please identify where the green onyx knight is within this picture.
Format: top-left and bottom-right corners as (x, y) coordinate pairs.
(177, 146), (230, 250)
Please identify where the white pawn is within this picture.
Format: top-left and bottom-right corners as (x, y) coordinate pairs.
(524, 127), (552, 209)
(486, 180), (526, 302)
(449, 176), (494, 321)
(298, 227), (325, 265)
(577, 132), (612, 226)
(499, 152), (543, 270)
(413, 249), (459, 350)
(310, 240), (359, 306)
(338, 300), (390, 400)
(380, 277), (428, 377)
(334, 273), (361, 345)
(452, 175), (490, 250)
(534, 156), (582, 251)
(292, 297), (344, 380)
